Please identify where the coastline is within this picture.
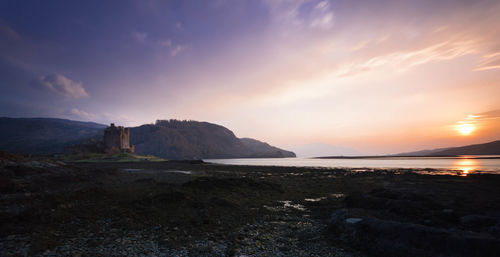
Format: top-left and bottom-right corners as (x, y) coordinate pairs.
(313, 155), (500, 159)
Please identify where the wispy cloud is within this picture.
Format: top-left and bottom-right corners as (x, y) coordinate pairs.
(175, 22), (183, 31)
(475, 53), (500, 71)
(473, 109), (500, 121)
(66, 108), (138, 125)
(159, 39), (186, 56)
(37, 74), (89, 99)
(334, 39), (479, 77)
(160, 39), (172, 47)
(237, 38), (482, 108)
(170, 45), (184, 56)
(131, 31), (148, 42)
(0, 25), (21, 41)
(264, 0), (335, 31)
(69, 108), (95, 120)
(309, 0), (334, 29)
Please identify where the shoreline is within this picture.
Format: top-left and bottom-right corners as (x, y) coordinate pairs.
(313, 155), (500, 159)
(204, 156), (500, 174)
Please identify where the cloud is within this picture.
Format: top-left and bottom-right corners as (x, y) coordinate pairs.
(0, 25), (21, 41)
(159, 39), (185, 56)
(473, 109), (500, 121)
(333, 39), (479, 77)
(65, 108), (138, 125)
(69, 108), (95, 120)
(175, 22), (184, 31)
(132, 31), (148, 42)
(264, 0), (305, 24)
(160, 39), (172, 47)
(247, 38), (481, 107)
(309, 0), (334, 29)
(174, 0), (500, 116)
(263, 0), (335, 31)
(475, 53), (500, 71)
(170, 45), (184, 56)
(37, 74), (89, 99)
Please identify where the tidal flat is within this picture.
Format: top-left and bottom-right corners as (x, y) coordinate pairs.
(1, 155), (500, 256)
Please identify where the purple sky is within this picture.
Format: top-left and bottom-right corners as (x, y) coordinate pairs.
(1, 0), (500, 155)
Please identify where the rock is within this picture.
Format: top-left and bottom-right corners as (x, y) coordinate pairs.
(460, 215), (497, 228)
(328, 209), (500, 257)
(279, 246), (290, 252)
(329, 209), (348, 227)
(345, 218), (363, 224)
(489, 222), (500, 237)
(442, 208), (454, 214)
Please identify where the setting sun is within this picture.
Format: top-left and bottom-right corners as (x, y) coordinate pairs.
(457, 123), (475, 136)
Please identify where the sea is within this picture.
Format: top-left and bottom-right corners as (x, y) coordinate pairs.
(205, 156), (500, 175)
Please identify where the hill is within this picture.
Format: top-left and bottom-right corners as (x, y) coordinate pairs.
(0, 117), (106, 154)
(240, 138), (296, 158)
(396, 140), (500, 156)
(430, 140), (500, 156)
(130, 120), (295, 159)
(0, 117), (295, 159)
(394, 147), (451, 156)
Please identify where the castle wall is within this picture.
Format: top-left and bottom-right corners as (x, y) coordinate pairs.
(103, 124), (133, 153)
(121, 128), (130, 149)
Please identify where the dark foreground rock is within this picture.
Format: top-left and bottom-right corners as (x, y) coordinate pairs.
(329, 209), (500, 257)
(2, 156), (500, 256)
(328, 185), (500, 256)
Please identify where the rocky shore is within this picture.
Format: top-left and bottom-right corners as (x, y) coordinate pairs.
(1, 153), (500, 256)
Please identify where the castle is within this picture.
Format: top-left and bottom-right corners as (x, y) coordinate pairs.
(103, 123), (134, 153)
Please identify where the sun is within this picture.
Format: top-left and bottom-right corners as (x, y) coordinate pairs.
(457, 123), (475, 136)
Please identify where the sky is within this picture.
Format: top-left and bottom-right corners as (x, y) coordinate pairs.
(1, 0), (500, 155)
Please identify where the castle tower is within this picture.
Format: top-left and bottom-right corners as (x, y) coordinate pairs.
(103, 123), (134, 153)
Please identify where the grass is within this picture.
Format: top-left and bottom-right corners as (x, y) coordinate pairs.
(61, 152), (167, 162)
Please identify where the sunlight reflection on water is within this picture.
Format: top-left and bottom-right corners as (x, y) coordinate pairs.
(454, 159), (479, 176)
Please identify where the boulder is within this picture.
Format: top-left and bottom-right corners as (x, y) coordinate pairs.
(328, 209), (500, 257)
(460, 215), (497, 228)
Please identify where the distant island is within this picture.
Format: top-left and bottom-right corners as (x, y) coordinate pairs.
(315, 140), (500, 159)
(0, 117), (296, 159)
(394, 140), (500, 156)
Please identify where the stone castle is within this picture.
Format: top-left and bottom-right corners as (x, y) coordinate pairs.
(103, 123), (134, 153)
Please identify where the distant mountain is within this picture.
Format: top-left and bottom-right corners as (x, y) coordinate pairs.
(130, 120), (295, 159)
(0, 117), (106, 154)
(430, 140), (500, 156)
(291, 143), (361, 157)
(395, 140), (500, 156)
(394, 147), (451, 156)
(0, 117), (295, 159)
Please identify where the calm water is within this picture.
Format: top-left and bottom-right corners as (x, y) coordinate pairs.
(205, 156), (500, 175)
